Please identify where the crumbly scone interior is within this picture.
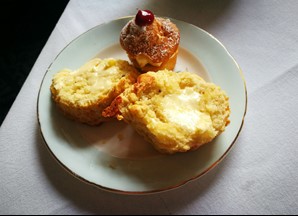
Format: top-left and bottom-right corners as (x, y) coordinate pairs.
(51, 58), (136, 106)
(109, 70), (230, 154)
(50, 58), (139, 125)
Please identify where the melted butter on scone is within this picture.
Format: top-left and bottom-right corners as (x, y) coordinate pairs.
(161, 88), (212, 131)
(53, 59), (127, 104)
(103, 70), (230, 154)
(50, 58), (139, 125)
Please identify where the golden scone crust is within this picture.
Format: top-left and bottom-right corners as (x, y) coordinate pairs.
(50, 58), (139, 125)
(103, 70), (230, 154)
(120, 17), (180, 72)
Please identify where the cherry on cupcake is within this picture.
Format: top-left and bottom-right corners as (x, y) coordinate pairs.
(135, 9), (155, 26)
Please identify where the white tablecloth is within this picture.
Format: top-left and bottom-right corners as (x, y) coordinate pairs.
(1, 0), (298, 214)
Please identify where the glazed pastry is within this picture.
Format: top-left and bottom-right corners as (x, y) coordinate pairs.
(103, 70), (230, 154)
(120, 10), (180, 72)
(50, 58), (139, 125)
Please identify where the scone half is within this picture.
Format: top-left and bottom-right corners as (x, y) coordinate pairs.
(103, 70), (230, 154)
(50, 58), (139, 125)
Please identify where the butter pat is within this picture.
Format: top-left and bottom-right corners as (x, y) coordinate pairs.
(161, 88), (212, 132)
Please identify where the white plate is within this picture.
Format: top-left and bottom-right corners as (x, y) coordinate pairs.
(37, 17), (247, 194)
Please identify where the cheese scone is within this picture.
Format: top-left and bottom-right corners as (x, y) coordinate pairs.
(103, 70), (230, 154)
(50, 58), (139, 125)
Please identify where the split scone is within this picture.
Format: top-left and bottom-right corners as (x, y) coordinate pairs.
(103, 70), (230, 154)
(50, 58), (139, 125)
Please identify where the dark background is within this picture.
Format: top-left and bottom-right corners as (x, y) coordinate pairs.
(0, 1), (69, 126)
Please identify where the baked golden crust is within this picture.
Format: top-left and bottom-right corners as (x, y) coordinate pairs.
(50, 58), (139, 125)
(120, 17), (180, 72)
(103, 70), (230, 154)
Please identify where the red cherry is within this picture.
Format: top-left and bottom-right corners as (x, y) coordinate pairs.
(135, 10), (155, 26)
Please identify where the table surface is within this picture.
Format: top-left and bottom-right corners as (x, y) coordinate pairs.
(1, 0), (298, 214)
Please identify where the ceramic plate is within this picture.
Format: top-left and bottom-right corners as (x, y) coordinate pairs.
(37, 17), (247, 194)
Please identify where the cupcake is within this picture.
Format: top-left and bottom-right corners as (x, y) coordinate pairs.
(120, 10), (180, 72)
